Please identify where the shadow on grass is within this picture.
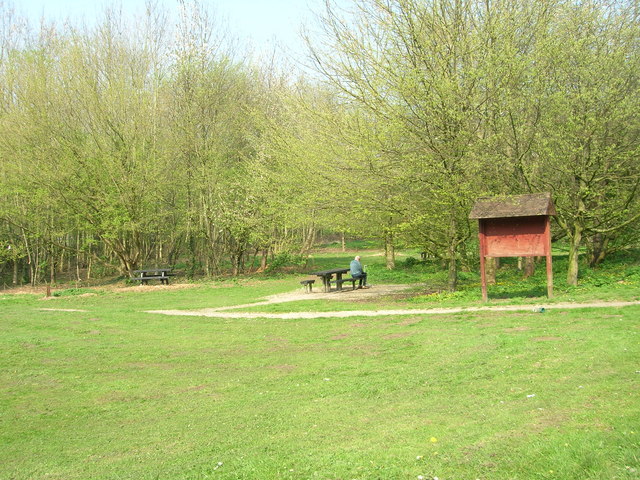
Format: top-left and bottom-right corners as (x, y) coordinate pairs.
(487, 285), (550, 300)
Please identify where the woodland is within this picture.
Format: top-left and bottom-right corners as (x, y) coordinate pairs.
(1, 0), (639, 290)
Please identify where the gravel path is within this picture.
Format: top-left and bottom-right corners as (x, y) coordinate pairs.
(146, 284), (640, 319)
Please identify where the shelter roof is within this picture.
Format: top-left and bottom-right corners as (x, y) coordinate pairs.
(469, 193), (556, 219)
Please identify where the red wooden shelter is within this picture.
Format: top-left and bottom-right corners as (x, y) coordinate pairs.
(469, 193), (556, 301)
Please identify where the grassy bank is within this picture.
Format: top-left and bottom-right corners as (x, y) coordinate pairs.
(1, 272), (639, 479)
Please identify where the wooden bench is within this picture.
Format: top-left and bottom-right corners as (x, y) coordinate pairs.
(300, 279), (315, 292)
(132, 269), (174, 285)
(335, 277), (357, 290)
(310, 268), (350, 293)
(131, 275), (174, 285)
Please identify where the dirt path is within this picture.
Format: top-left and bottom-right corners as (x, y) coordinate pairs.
(146, 284), (640, 319)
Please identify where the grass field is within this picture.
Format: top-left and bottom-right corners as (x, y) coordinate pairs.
(1, 248), (640, 479)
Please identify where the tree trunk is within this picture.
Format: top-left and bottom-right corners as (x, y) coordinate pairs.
(567, 225), (583, 286)
(187, 233), (197, 279)
(301, 226), (317, 254)
(486, 257), (499, 284)
(75, 231), (82, 282)
(447, 252), (458, 292)
(588, 233), (609, 268)
(447, 216), (459, 291)
(50, 252), (55, 285)
(231, 245), (245, 276)
(12, 259), (19, 285)
(384, 231), (395, 270)
(523, 256), (535, 278)
(260, 249), (268, 271)
(231, 253), (239, 276)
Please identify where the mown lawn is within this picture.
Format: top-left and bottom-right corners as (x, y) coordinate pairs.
(1, 280), (639, 480)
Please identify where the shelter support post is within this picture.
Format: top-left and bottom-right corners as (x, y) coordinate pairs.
(478, 222), (488, 302)
(545, 217), (553, 298)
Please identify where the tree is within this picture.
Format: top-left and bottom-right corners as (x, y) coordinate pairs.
(517, 0), (640, 285)
(309, 0), (519, 289)
(0, 5), (171, 277)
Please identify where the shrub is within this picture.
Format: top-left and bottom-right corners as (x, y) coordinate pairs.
(403, 256), (422, 267)
(265, 252), (308, 273)
(52, 288), (100, 297)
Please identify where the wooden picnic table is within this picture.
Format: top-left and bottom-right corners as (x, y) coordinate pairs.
(132, 268), (174, 285)
(310, 267), (350, 293)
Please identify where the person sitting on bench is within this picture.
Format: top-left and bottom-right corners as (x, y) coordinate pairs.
(349, 255), (369, 289)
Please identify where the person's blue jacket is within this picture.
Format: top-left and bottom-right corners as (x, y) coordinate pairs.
(350, 259), (364, 276)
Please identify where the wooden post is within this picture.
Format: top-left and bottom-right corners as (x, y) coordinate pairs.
(478, 220), (488, 302)
(545, 217), (553, 298)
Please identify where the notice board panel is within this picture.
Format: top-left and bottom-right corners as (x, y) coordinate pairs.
(482, 216), (548, 257)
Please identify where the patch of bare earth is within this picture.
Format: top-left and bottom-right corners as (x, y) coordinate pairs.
(267, 364), (297, 372)
(331, 333), (350, 340)
(382, 332), (414, 339)
(1, 283), (203, 298)
(148, 298), (640, 319)
(504, 326), (530, 333)
(268, 283), (414, 303)
(395, 318), (422, 326)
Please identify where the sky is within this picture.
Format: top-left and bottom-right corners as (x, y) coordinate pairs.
(17, 0), (337, 61)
